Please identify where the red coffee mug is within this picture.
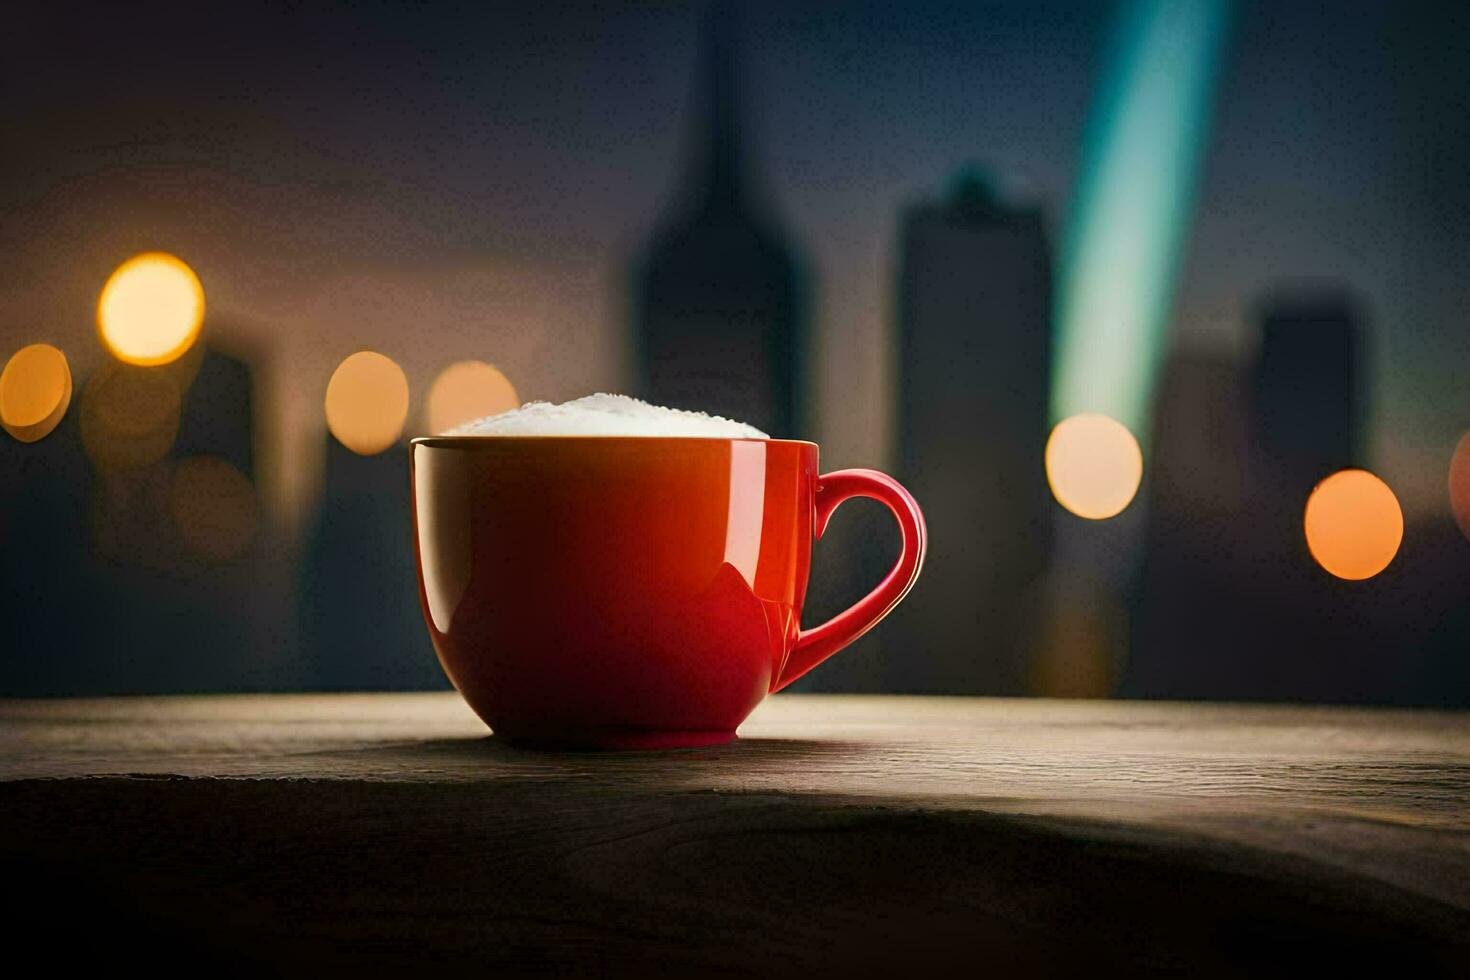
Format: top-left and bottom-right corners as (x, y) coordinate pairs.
(410, 437), (925, 748)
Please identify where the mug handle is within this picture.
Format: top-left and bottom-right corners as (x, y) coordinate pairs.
(772, 469), (927, 692)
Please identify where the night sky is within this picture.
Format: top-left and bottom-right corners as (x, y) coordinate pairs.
(4, 0), (1468, 521)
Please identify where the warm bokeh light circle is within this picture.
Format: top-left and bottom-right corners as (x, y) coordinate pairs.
(0, 344), (72, 443)
(427, 360), (519, 433)
(170, 456), (258, 560)
(1045, 413), (1144, 520)
(1449, 433), (1470, 542)
(325, 351), (410, 455)
(79, 362), (183, 469)
(1304, 469), (1403, 580)
(97, 252), (205, 366)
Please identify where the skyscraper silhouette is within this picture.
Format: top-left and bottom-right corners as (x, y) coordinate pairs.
(1251, 294), (1363, 491)
(2, 334), (276, 695)
(632, 0), (805, 437)
(300, 439), (445, 691)
(884, 170), (1053, 694)
(1126, 290), (1379, 702)
(1124, 347), (1253, 698)
(176, 344), (255, 479)
(101, 337), (278, 692)
(0, 408), (95, 695)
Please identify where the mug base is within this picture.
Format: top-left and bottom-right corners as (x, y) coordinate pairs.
(499, 728), (738, 751)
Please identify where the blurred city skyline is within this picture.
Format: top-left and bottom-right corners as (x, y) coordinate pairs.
(5, 1), (1469, 526)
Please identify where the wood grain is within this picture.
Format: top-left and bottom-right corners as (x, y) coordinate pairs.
(1, 693), (1467, 975)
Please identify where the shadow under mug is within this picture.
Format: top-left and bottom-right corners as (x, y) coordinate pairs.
(410, 437), (926, 748)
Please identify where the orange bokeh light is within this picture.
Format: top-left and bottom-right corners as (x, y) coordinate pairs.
(97, 253), (205, 366)
(1045, 413), (1143, 520)
(325, 351), (409, 455)
(170, 456), (259, 560)
(79, 362), (182, 469)
(0, 343), (72, 443)
(427, 360), (519, 434)
(1449, 433), (1470, 542)
(1304, 469), (1403, 580)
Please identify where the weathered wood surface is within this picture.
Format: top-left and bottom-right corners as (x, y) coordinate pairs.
(2, 693), (1467, 975)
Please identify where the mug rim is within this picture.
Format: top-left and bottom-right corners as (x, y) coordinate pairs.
(410, 435), (818, 449)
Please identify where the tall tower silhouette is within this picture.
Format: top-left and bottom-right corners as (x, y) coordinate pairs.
(1124, 347), (1252, 698)
(632, 0), (805, 437)
(2, 333), (277, 696)
(0, 408), (94, 695)
(1126, 290), (1374, 702)
(300, 439), (444, 691)
(884, 171), (1053, 694)
(1251, 294), (1363, 492)
(175, 343), (255, 478)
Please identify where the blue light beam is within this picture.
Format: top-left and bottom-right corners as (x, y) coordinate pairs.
(1052, 0), (1233, 438)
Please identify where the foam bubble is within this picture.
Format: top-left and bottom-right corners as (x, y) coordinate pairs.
(444, 393), (768, 439)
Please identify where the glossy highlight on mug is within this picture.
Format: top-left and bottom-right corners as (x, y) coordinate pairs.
(411, 437), (925, 749)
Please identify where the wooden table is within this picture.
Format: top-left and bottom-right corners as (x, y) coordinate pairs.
(2, 693), (1466, 975)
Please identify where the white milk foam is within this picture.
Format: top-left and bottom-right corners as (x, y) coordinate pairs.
(445, 393), (768, 439)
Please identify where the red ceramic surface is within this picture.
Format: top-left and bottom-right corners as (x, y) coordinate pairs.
(411, 437), (925, 748)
